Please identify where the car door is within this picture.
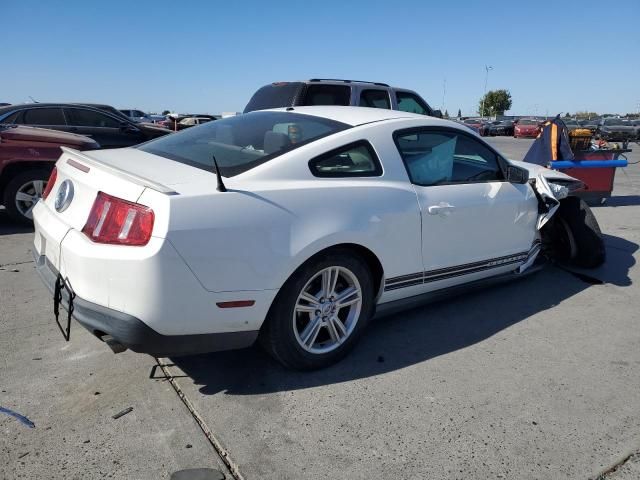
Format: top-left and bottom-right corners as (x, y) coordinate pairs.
(394, 127), (538, 289)
(64, 107), (144, 148)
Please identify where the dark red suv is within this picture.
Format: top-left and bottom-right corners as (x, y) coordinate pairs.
(0, 124), (99, 223)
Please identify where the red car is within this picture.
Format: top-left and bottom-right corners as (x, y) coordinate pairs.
(514, 118), (542, 138)
(461, 118), (489, 136)
(0, 124), (99, 223)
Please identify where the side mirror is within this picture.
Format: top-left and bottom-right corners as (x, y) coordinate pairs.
(433, 109), (443, 118)
(121, 122), (139, 133)
(506, 165), (529, 184)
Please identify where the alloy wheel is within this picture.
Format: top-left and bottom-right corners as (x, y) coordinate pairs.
(293, 266), (363, 354)
(14, 179), (46, 220)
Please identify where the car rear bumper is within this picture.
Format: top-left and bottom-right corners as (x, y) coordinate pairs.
(34, 250), (259, 356)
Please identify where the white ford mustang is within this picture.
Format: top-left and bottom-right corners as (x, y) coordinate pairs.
(32, 107), (605, 369)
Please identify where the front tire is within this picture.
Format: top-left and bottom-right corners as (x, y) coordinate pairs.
(260, 250), (375, 370)
(2, 169), (51, 224)
(551, 197), (606, 268)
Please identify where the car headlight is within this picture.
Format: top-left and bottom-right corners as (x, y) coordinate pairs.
(548, 180), (583, 199)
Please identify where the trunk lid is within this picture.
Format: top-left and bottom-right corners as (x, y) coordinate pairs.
(84, 147), (213, 187)
(43, 148), (166, 232)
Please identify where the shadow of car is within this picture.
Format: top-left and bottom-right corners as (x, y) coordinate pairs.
(167, 233), (636, 395)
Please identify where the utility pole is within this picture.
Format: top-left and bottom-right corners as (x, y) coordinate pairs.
(480, 65), (493, 119)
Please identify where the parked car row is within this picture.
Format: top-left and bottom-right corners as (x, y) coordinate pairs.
(459, 118), (539, 138)
(0, 103), (170, 149)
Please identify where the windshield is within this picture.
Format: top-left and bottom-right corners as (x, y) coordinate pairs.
(518, 119), (537, 125)
(604, 118), (624, 126)
(138, 111), (350, 177)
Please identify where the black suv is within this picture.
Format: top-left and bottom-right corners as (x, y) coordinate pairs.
(0, 103), (171, 149)
(244, 79), (441, 117)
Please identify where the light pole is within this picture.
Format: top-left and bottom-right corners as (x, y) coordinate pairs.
(481, 65), (493, 119)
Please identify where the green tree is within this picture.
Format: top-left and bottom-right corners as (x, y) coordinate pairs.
(478, 89), (512, 116)
(564, 112), (571, 118)
(457, 108), (462, 118)
(162, 110), (170, 115)
(444, 109), (449, 118)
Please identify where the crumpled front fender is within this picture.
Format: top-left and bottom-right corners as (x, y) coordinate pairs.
(509, 159), (583, 229)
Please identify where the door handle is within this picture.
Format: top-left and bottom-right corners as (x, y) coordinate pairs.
(428, 203), (455, 215)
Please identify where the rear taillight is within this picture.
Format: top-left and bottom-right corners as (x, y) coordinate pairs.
(42, 167), (57, 200)
(82, 192), (154, 246)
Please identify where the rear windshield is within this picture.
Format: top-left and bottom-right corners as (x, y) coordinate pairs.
(603, 118), (624, 126)
(518, 119), (537, 125)
(138, 111), (350, 177)
(243, 83), (303, 113)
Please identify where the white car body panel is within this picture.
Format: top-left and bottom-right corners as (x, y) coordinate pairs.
(31, 107), (580, 354)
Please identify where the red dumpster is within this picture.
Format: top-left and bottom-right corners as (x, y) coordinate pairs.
(550, 149), (630, 204)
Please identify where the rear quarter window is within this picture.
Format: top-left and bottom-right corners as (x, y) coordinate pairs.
(243, 83), (304, 113)
(301, 84), (351, 106)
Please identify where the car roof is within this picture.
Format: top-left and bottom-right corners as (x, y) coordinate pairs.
(0, 102), (119, 114)
(262, 106), (449, 127)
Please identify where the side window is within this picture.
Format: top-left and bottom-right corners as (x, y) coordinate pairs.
(309, 141), (382, 177)
(359, 89), (391, 109)
(66, 108), (121, 128)
(394, 130), (503, 186)
(396, 92), (430, 116)
(301, 85), (351, 106)
(1, 111), (23, 124)
(22, 108), (66, 126)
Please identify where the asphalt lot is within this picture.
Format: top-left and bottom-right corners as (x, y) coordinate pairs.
(1, 137), (639, 479)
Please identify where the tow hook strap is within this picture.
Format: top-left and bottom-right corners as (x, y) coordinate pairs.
(54, 274), (75, 341)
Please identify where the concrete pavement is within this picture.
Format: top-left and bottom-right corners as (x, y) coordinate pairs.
(1, 138), (639, 479)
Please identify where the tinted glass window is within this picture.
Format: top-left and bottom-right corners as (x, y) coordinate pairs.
(395, 130), (503, 186)
(301, 85), (351, 106)
(243, 83), (304, 113)
(132, 110), (145, 117)
(396, 92), (430, 115)
(22, 108), (66, 126)
(139, 111), (350, 177)
(1, 111), (22, 124)
(309, 141), (382, 177)
(66, 108), (121, 128)
(359, 89), (390, 109)
(518, 119), (537, 125)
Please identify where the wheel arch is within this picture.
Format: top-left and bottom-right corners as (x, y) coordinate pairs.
(0, 160), (54, 201)
(282, 242), (385, 303)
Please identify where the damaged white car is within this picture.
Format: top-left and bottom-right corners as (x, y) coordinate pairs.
(32, 107), (604, 369)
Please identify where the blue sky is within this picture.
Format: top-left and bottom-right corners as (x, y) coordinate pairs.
(3, 0), (639, 116)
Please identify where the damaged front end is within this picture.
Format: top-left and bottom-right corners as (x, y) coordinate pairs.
(509, 160), (587, 272)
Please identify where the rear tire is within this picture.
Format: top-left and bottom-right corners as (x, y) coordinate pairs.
(259, 250), (375, 370)
(551, 197), (606, 268)
(2, 169), (51, 224)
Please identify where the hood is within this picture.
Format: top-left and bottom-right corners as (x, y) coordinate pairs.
(0, 125), (99, 149)
(139, 123), (173, 135)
